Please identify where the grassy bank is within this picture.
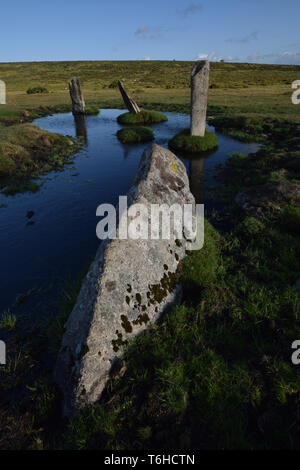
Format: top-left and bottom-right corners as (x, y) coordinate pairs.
(0, 123), (81, 195)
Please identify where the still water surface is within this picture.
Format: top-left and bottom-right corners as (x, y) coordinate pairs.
(0, 109), (259, 320)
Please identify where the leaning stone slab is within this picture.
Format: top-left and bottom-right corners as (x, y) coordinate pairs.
(118, 80), (140, 114)
(55, 143), (195, 417)
(190, 60), (210, 137)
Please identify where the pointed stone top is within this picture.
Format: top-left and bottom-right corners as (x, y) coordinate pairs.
(191, 60), (210, 77)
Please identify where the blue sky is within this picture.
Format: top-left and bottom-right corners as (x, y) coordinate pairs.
(1, 0), (300, 64)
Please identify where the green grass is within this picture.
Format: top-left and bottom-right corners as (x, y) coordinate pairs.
(0, 309), (17, 330)
(117, 109), (167, 125)
(0, 123), (82, 194)
(84, 105), (100, 116)
(26, 86), (48, 95)
(2, 180), (40, 196)
(0, 60), (299, 125)
(59, 118), (300, 450)
(1, 61), (299, 92)
(62, 216), (300, 450)
(117, 126), (154, 144)
(169, 128), (219, 154)
(0, 60), (299, 450)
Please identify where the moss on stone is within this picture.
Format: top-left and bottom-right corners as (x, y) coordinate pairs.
(112, 331), (128, 352)
(148, 262), (183, 304)
(133, 313), (150, 326)
(121, 315), (133, 333)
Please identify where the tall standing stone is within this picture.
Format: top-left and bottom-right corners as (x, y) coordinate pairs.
(190, 60), (210, 137)
(118, 80), (140, 114)
(69, 77), (85, 115)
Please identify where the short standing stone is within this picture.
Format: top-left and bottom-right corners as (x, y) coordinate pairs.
(69, 77), (85, 115)
(190, 60), (210, 137)
(55, 144), (196, 417)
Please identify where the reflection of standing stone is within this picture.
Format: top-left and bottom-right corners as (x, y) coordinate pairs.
(189, 158), (205, 204)
(74, 114), (87, 143)
(190, 61), (209, 137)
(118, 80), (140, 114)
(69, 77), (85, 115)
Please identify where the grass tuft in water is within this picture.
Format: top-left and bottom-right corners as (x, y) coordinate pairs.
(117, 109), (167, 125)
(117, 126), (154, 144)
(169, 128), (218, 154)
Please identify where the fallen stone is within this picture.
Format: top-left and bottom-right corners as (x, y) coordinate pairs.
(55, 143), (195, 417)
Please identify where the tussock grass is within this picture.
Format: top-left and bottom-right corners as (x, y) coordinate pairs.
(117, 126), (154, 144)
(26, 86), (48, 95)
(117, 109), (167, 125)
(169, 128), (218, 154)
(0, 123), (81, 195)
(0, 309), (17, 330)
(84, 105), (100, 116)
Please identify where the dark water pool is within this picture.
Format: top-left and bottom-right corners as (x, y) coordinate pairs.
(0, 109), (259, 320)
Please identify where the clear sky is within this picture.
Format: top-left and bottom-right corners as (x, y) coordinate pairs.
(1, 0), (300, 64)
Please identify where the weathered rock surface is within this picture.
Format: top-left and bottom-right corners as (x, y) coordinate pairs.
(190, 60), (210, 137)
(0, 80), (5, 105)
(55, 144), (195, 417)
(236, 181), (300, 216)
(118, 80), (140, 114)
(69, 77), (85, 115)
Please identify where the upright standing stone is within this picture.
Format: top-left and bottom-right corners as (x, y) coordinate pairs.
(69, 77), (85, 115)
(118, 80), (140, 114)
(0, 80), (6, 105)
(190, 60), (210, 137)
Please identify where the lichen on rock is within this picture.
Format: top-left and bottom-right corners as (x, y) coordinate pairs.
(55, 143), (196, 417)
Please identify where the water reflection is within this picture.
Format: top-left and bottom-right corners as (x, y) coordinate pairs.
(189, 158), (205, 204)
(0, 109), (260, 319)
(74, 114), (88, 143)
(179, 147), (218, 204)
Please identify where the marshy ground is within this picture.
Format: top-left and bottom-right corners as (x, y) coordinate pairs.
(0, 60), (299, 450)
